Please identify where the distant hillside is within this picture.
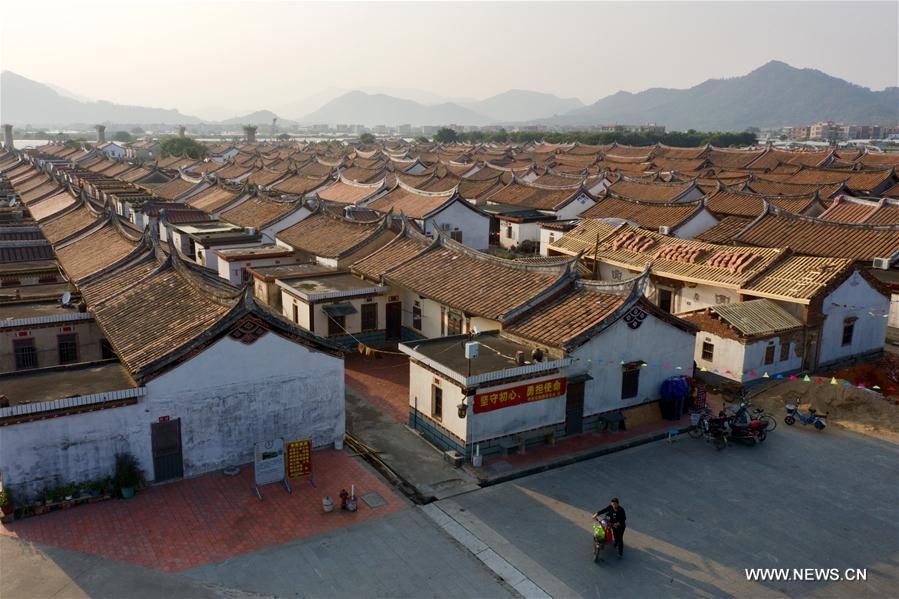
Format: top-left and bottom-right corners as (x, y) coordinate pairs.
(551, 61), (899, 131)
(299, 91), (495, 127)
(219, 109), (297, 126)
(465, 90), (583, 122)
(0, 71), (202, 126)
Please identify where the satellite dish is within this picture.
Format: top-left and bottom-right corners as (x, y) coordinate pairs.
(61, 292), (72, 306)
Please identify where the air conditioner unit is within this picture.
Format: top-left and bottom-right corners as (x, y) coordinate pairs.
(873, 257), (891, 270)
(658, 226), (671, 235)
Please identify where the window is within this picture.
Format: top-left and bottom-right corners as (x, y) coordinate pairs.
(292, 303), (299, 324)
(328, 314), (345, 336)
(621, 363), (641, 400)
(412, 303), (422, 330)
(548, 233), (555, 244)
(241, 268), (252, 284)
(450, 230), (463, 243)
(361, 302), (378, 332)
(13, 338), (37, 370)
(431, 385), (443, 420)
(447, 311), (463, 336)
(505, 225), (513, 239)
(841, 318), (856, 347)
(309, 305), (315, 333)
(100, 338), (116, 359)
(780, 342), (790, 362)
(658, 289), (673, 313)
(58, 334), (78, 364)
(764, 344), (775, 365)
(701, 341), (714, 361)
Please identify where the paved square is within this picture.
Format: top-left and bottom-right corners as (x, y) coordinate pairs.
(1, 449), (406, 573)
(447, 426), (899, 598)
(345, 353), (410, 423)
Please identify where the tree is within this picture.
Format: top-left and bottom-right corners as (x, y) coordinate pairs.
(434, 127), (458, 143)
(277, 133), (291, 141)
(414, 135), (429, 143)
(112, 131), (133, 143)
(359, 132), (375, 144)
(130, 126), (145, 135)
(160, 137), (208, 159)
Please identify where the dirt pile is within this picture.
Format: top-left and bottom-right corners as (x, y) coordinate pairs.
(830, 354), (899, 401)
(749, 379), (899, 442)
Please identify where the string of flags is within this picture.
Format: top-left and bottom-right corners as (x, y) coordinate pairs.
(698, 365), (894, 391)
(593, 360), (894, 392)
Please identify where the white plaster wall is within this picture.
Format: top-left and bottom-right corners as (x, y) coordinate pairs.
(674, 209), (719, 240)
(468, 375), (566, 443)
(0, 402), (148, 500)
(890, 294), (899, 330)
(196, 241), (261, 272)
(556, 193), (596, 220)
(402, 291), (443, 339)
(219, 254), (301, 285)
(681, 187), (704, 202)
(675, 284), (740, 314)
(742, 337), (802, 379)
(426, 201), (490, 250)
(818, 271), (888, 365)
(569, 311), (697, 416)
(539, 227), (560, 256)
(692, 331), (745, 382)
(146, 333), (345, 478)
(408, 363), (467, 441)
(260, 206), (312, 244)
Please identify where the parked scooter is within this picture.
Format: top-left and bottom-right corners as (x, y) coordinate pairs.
(726, 403), (767, 445)
(784, 404), (827, 431)
(592, 514), (614, 562)
(688, 409), (729, 450)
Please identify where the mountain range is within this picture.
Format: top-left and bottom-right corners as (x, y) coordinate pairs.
(549, 61), (898, 130)
(2, 62), (896, 131)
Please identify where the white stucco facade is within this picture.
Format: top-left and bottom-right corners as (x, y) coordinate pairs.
(692, 331), (803, 382)
(0, 332), (344, 500)
(420, 201), (491, 251)
(817, 271), (888, 366)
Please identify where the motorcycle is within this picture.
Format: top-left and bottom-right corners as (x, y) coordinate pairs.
(726, 403), (767, 445)
(688, 409), (729, 450)
(784, 404), (827, 431)
(592, 514), (614, 562)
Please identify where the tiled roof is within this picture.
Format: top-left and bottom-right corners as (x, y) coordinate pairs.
(245, 168), (289, 187)
(39, 205), (99, 244)
(707, 148), (765, 169)
(27, 190), (77, 222)
(742, 255), (853, 303)
(818, 196), (880, 224)
(694, 216), (751, 243)
(734, 208), (899, 261)
(276, 205), (392, 259)
(149, 176), (203, 201)
(485, 180), (587, 211)
(270, 174), (329, 195)
(54, 221), (141, 282)
(504, 280), (627, 348)
(316, 177), (385, 205)
(20, 181), (61, 204)
(367, 181), (459, 219)
(684, 299), (803, 338)
(220, 193), (304, 230)
(185, 185), (242, 213)
(581, 196), (703, 230)
(384, 236), (575, 321)
(608, 178), (695, 202)
(351, 222), (431, 281)
(745, 177), (844, 198)
(705, 189), (820, 218)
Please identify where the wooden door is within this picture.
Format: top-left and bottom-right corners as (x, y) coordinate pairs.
(565, 381), (585, 436)
(151, 418), (184, 482)
(386, 302), (402, 340)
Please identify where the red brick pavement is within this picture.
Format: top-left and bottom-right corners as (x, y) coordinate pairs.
(1, 449), (406, 573)
(345, 353), (411, 423)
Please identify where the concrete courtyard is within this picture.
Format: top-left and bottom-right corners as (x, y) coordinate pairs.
(440, 424), (899, 598)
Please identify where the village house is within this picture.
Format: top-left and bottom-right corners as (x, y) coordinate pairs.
(400, 271), (697, 459)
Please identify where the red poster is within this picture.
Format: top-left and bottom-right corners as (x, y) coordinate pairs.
(473, 377), (567, 414)
(285, 439), (312, 478)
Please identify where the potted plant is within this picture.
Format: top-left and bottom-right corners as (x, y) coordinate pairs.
(87, 478), (106, 498)
(0, 489), (13, 517)
(114, 453), (141, 499)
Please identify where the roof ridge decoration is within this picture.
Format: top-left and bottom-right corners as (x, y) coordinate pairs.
(497, 256), (581, 324)
(337, 171), (389, 189)
(753, 204), (899, 232)
(433, 226), (581, 274)
(168, 240), (245, 305)
(395, 175), (457, 198)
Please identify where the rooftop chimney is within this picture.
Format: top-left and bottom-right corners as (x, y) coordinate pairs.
(96, 124), (106, 143)
(2, 124), (12, 150)
(243, 125), (257, 143)
(178, 126), (186, 138)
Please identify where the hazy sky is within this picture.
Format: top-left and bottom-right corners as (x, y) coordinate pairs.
(2, 1), (897, 119)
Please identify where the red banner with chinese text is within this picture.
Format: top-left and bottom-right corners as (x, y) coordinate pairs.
(473, 377), (567, 414)
(285, 439), (312, 478)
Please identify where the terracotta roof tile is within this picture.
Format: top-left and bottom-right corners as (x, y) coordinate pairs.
(694, 216), (751, 243)
(608, 178), (696, 203)
(582, 196), (702, 230)
(734, 209), (899, 261)
(39, 205), (99, 244)
(705, 189), (820, 218)
(55, 223), (140, 282)
(276, 206), (392, 259)
(220, 194), (304, 229)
